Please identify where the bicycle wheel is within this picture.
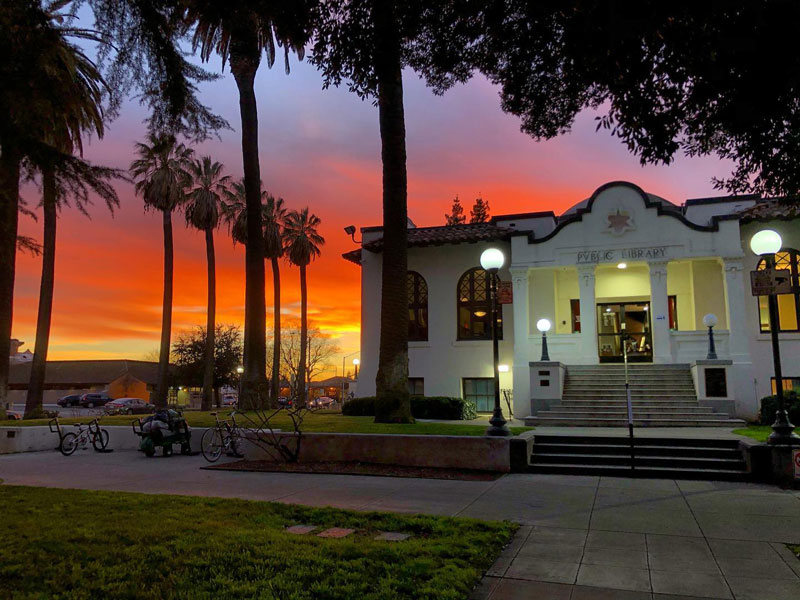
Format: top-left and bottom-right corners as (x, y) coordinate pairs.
(200, 428), (224, 462)
(92, 428), (110, 451)
(60, 432), (79, 456)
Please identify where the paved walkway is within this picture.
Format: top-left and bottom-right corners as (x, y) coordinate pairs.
(1, 450), (799, 599)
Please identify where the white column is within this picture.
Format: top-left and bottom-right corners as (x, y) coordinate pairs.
(577, 265), (597, 363)
(648, 260), (671, 363)
(722, 258), (750, 361)
(510, 267), (531, 416)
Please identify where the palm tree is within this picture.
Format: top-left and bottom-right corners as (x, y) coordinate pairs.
(0, 1), (117, 410)
(223, 181), (287, 407)
(184, 156), (230, 411)
(130, 134), (193, 408)
(283, 208), (324, 405)
(263, 194), (287, 404)
(185, 1), (315, 409)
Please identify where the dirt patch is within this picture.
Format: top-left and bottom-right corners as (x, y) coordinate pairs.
(203, 459), (503, 481)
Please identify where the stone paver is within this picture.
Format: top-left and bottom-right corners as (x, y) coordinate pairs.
(374, 531), (411, 542)
(316, 527), (354, 538)
(2, 449), (800, 599)
(285, 525), (316, 535)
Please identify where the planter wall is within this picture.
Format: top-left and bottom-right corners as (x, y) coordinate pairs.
(242, 431), (512, 472)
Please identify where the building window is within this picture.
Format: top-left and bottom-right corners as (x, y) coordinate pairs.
(408, 271), (428, 341)
(771, 377), (800, 395)
(408, 378), (424, 396)
(757, 249), (800, 332)
(570, 299), (581, 333)
(668, 295), (678, 330)
(457, 268), (503, 340)
(463, 377), (495, 412)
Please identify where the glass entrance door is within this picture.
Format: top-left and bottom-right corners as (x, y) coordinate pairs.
(597, 302), (653, 362)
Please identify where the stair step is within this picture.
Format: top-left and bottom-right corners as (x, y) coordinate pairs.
(530, 453), (746, 471)
(530, 435), (742, 448)
(525, 417), (746, 427)
(527, 463), (750, 481)
(533, 443), (742, 459)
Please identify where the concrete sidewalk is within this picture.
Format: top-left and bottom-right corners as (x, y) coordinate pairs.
(1, 450), (799, 599)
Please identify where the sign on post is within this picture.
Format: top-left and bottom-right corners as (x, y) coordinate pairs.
(498, 281), (513, 304)
(750, 268), (794, 296)
(794, 449), (800, 480)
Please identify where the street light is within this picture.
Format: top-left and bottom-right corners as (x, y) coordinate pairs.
(353, 358), (360, 380)
(750, 229), (797, 444)
(480, 248), (510, 436)
(236, 365), (244, 402)
(341, 350), (360, 402)
(536, 318), (552, 361)
(702, 313), (718, 360)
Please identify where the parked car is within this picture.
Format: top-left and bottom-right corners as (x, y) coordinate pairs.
(309, 396), (335, 408)
(57, 394), (82, 408)
(3, 410), (21, 420)
(277, 396), (292, 408)
(79, 392), (114, 408)
(104, 398), (154, 415)
(221, 394), (238, 407)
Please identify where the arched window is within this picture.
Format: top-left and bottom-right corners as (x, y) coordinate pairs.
(408, 271), (428, 341)
(457, 268), (503, 340)
(757, 249), (800, 332)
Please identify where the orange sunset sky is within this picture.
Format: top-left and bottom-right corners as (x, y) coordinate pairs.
(12, 54), (733, 377)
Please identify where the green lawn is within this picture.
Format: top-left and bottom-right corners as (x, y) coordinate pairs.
(0, 410), (533, 436)
(732, 425), (772, 442)
(0, 485), (515, 599)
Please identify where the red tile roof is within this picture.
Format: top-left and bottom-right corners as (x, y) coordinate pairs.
(342, 223), (516, 265)
(738, 200), (800, 223)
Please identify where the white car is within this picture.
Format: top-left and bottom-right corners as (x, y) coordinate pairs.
(309, 396), (335, 408)
(222, 394), (238, 407)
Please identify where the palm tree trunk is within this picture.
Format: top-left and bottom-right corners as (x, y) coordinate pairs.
(297, 263), (308, 406)
(25, 166), (57, 418)
(0, 147), (20, 414)
(201, 226), (216, 412)
(372, 0), (413, 423)
(270, 256), (281, 405)
(155, 209), (174, 408)
(231, 43), (267, 410)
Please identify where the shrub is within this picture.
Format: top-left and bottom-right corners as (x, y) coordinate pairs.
(341, 396), (376, 416)
(759, 391), (800, 425)
(343, 396), (477, 421)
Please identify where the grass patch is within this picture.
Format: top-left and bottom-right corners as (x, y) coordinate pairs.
(0, 485), (515, 599)
(789, 544), (800, 560)
(0, 410), (533, 436)
(732, 425), (772, 442)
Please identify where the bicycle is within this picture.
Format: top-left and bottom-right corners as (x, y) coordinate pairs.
(59, 417), (110, 456)
(200, 411), (245, 462)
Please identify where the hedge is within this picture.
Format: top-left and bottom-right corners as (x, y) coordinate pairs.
(342, 396), (478, 421)
(759, 390), (800, 426)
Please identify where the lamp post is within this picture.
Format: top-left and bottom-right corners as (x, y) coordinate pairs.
(536, 318), (551, 361)
(480, 248), (510, 436)
(353, 358), (360, 380)
(236, 365), (244, 403)
(750, 229), (797, 444)
(341, 350), (360, 402)
(702, 314), (718, 360)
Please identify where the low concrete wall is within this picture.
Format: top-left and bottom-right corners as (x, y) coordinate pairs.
(243, 431), (512, 472)
(0, 425), (209, 454)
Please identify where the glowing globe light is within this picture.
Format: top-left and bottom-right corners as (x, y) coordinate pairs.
(750, 230), (782, 256)
(536, 318), (552, 333)
(480, 248), (505, 272)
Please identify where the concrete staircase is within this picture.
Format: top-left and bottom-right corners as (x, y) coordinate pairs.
(528, 434), (750, 481)
(524, 364), (745, 427)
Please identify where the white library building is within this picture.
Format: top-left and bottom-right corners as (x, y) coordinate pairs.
(344, 182), (800, 425)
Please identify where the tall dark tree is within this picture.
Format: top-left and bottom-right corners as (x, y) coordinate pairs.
(262, 193), (288, 404)
(184, 156), (230, 411)
(469, 196), (490, 223)
(477, 1), (800, 200)
(185, 1), (316, 409)
(312, 0), (476, 422)
(283, 208), (324, 406)
(444, 195), (466, 226)
(130, 134), (193, 408)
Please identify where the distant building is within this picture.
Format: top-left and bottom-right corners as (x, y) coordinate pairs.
(309, 376), (354, 401)
(9, 339), (32, 364)
(7, 360), (159, 404)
